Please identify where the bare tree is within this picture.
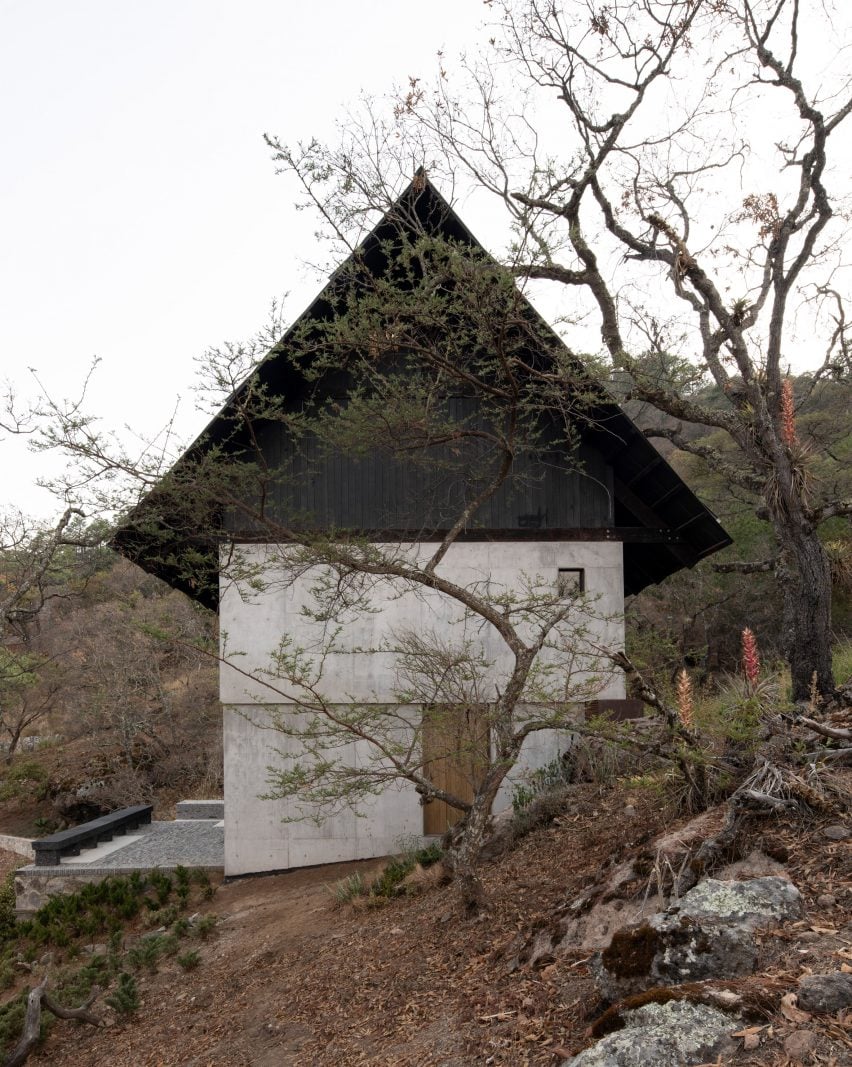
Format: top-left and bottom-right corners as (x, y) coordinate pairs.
(272, 0), (852, 701)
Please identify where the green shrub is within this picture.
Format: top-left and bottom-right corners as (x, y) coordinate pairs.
(127, 936), (163, 973)
(177, 949), (200, 971)
(0, 872), (18, 944)
(0, 991), (30, 1059)
(150, 872), (173, 907)
(0, 761), (48, 802)
(511, 755), (573, 814)
(105, 973), (139, 1016)
(329, 872), (365, 905)
(192, 915), (217, 941)
(171, 917), (191, 939)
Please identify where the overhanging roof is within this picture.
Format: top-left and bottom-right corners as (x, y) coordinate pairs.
(113, 173), (731, 606)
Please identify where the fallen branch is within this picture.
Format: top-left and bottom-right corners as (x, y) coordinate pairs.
(4, 977), (101, 1067)
(805, 746), (852, 763)
(797, 715), (851, 741)
(736, 788), (798, 811)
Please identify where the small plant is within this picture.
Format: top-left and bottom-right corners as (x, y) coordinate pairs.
(329, 872), (365, 905)
(177, 949), (201, 971)
(157, 905), (179, 928)
(676, 668), (694, 731)
(159, 934), (180, 958)
(127, 935), (164, 973)
(742, 627), (761, 691)
(171, 917), (191, 939)
(780, 377), (797, 446)
(0, 872), (18, 942)
(0, 760), (48, 802)
(105, 972), (139, 1016)
(150, 871), (173, 906)
(511, 754), (574, 814)
(192, 915), (217, 941)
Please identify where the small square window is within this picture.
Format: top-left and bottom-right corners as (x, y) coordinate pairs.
(557, 568), (585, 595)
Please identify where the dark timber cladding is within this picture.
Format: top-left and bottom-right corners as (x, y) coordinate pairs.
(112, 173), (731, 606)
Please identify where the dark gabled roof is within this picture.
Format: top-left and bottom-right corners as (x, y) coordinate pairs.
(113, 173), (730, 606)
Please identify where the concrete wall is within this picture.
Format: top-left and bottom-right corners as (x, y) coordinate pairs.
(220, 540), (625, 876)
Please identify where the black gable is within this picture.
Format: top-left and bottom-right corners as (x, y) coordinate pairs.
(113, 174), (730, 607)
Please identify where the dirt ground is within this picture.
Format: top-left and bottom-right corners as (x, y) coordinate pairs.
(25, 779), (852, 1066)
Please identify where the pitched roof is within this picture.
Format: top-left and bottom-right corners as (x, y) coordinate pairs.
(113, 173), (730, 606)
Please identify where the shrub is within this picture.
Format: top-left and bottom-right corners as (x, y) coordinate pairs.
(511, 755), (574, 814)
(0, 873), (18, 944)
(127, 935), (164, 973)
(106, 972), (139, 1016)
(177, 949), (201, 971)
(192, 915), (217, 941)
(329, 873), (365, 905)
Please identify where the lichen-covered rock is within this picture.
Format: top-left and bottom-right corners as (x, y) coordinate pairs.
(797, 972), (852, 1013)
(563, 1000), (739, 1066)
(673, 876), (802, 928)
(591, 876), (802, 1000)
(590, 913), (755, 1001)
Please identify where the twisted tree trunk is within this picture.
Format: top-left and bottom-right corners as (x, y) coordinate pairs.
(775, 518), (834, 703)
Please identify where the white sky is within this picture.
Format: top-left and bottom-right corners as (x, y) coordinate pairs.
(2, 1), (850, 521)
(0, 0), (489, 516)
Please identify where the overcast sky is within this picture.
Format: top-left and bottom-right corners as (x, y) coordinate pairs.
(2, 2), (850, 521)
(0, 0), (488, 515)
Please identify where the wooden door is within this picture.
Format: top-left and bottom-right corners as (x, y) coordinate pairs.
(421, 704), (489, 835)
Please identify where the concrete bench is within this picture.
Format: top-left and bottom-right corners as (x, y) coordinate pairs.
(32, 804), (153, 867)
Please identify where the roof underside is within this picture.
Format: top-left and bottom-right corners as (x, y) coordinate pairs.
(113, 175), (731, 607)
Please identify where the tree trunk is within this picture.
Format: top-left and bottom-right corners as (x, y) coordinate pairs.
(776, 521), (835, 703)
(446, 762), (511, 912)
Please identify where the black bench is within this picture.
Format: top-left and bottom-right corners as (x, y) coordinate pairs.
(32, 804), (153, 867)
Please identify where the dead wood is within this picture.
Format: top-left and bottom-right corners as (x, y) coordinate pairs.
(797, 715), (851, 741)
(4, 978), (102, 1067)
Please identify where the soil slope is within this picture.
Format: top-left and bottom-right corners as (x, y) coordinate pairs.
(31, 780), (852, 1066)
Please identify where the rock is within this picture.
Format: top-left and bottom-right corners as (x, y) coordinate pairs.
(591, 914), (756, 1001)
(783, 1029), (819, 1062)
(715, 849), (788, 881)
(591, 877), (802, 1001)
(796, 972), (852, 1014)
(623, 805), (637, 818)
(559, 898), (659, 953)
(816, 893), (836, 907)
(673, 876), (803, 929)
(822, 824), (849, 841)
(563, 1000), (740, 1066)
(82, 943), (108, 956)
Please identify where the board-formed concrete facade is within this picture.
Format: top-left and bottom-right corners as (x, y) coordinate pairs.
(221, 540), (625, 876)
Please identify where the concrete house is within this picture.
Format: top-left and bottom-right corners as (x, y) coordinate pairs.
(116, 176), (730, 877)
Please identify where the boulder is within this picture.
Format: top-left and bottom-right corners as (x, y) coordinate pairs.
(591, 913), (756, 1001)
(796, 972), (852, 1014)
(592, 877), (802, 1001)
(672, 876), (802, 929)
(563, 1000), (740, 1067)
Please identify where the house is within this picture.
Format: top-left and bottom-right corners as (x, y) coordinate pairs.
(114, 175), (730, 877)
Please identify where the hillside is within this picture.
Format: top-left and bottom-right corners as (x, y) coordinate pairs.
(24, 772), (851, 1067)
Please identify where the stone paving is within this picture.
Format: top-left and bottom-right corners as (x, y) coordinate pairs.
(65, 818), (224, 869)
(14, 818), (225, 914)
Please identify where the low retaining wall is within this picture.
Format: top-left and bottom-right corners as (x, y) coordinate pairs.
(176, 800), (224, 820)
(0, 835), (35, 860)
